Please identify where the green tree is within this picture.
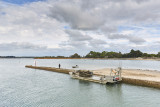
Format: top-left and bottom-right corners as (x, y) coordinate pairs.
(128, 49), (143, 58)
(142, 53), (148, 58)
(157, 52), (160, 57)
(85, 51), (98, 58)
(100, 51), (108, 58)
(70, 53), (81, 58)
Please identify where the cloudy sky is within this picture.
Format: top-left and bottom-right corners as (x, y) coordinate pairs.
(0, 0), (160, 56)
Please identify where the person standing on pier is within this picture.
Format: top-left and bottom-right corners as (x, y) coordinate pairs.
(59, 64), (61, 69)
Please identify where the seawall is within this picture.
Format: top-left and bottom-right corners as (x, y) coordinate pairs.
(25, 65), (160, 89)
(122, 77), (160, 89)
(25, 65), (73, 74)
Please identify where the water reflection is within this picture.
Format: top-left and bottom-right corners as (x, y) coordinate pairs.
(78, 80), (91, 86)
(104, 84), (123, 106)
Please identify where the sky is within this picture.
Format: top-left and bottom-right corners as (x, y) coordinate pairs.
(0, 0), (160, 56)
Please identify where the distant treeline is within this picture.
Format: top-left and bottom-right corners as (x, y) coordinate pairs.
(0, 56), (16, 58)
(83, 49), (160, 58)
(36, 49), (160, 59)
(0, 56), (35, 58)
(2, 49), (159, 59)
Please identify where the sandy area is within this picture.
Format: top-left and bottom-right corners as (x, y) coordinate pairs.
(26, 65), (160, 88)
(93, 68), (160, 82)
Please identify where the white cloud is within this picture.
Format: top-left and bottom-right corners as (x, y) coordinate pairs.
(0, 42), (47, 50)
(49, 3), (104, 30)
(61, 30), (107, 50)
(0, 0), (160, 56)
(107, 34), (146, 44)
(0, 1), (67, 50)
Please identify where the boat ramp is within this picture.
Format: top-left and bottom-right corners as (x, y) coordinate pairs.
(25, 65), (122, 84)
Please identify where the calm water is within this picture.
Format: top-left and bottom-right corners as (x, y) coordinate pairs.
(32, 59), (160, 71)
(0, 58), (160, 107)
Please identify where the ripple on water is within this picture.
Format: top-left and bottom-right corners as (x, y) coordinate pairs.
(0, 59), (160, 107)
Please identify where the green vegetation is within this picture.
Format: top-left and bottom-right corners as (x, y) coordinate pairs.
(32, 49), (160, 59)
(85, 51), (122, 58)
(84, 49), (160, 58)
(70, 53), (81, 58)
(157, 52), (160, 57)
(67, 49), (160, 58)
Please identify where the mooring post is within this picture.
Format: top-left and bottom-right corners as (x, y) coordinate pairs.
(34, 60), (36, 66)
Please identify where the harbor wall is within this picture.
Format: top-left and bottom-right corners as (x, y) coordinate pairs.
(122, 77), (160, 89)
(25, 65), (160, 89)
(25, 65), (72, 74)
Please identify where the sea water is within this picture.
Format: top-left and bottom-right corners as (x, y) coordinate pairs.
(0, 58), (160, 107)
